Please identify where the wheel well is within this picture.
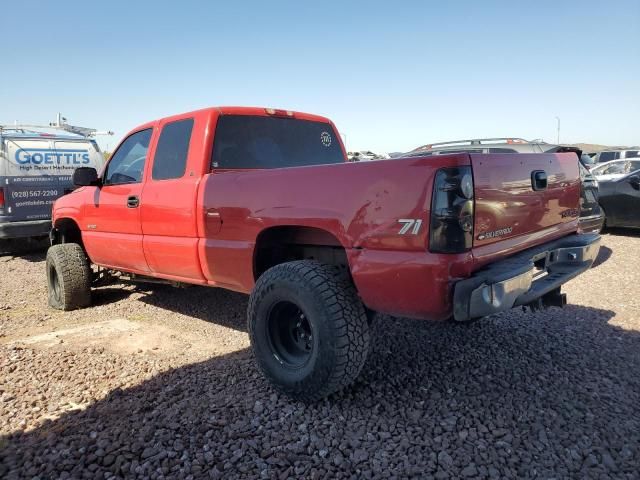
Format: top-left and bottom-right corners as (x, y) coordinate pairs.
(254, 226), (348, 280)
(53, 218), (83, 248)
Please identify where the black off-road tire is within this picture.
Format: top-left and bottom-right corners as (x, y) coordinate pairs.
(46, 243), (92, 310)
(248, 260), (370, 402)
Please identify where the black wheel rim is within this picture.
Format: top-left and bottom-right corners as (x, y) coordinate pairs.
(267, 301), (314, 368)
(48, 263), (61, 304)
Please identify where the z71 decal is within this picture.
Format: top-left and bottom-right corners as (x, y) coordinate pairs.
(398, 218), (423, 235)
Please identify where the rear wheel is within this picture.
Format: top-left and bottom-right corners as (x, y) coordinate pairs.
(248, 261), (370, 402)
(46, 243), (92, 310)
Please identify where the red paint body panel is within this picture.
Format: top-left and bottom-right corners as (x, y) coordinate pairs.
(81, 182), (150, 272)
(139, 111), (210, 281)
(347, 248), (474, 320)
(51, 106), (583, 320)
(197, 155), (471, 309)
(472, 153), (581, 248)
(470, 152), (581, 269)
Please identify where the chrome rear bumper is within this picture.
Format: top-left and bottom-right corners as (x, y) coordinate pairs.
(453, 233), (601, 321)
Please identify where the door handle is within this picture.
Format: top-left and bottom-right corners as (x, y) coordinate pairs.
(127, 195), (140, 208)
(205, 208), (222, 234)
(531, 170), (548, 191)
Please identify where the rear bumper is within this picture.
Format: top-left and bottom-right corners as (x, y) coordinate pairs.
(453, 233), (600, 321)
(578, 213), (604, 234)
(0, 220), (52, 239)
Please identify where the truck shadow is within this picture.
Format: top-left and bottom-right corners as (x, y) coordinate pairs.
(604, 227), (640, 238)
(0, 239), (48, 261)
(133, 283), (248, 332)
(3, 304), (639, 478)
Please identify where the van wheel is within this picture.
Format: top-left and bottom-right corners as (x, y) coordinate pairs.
(248, 261), (370, 402)
(46, 244), (92, 310)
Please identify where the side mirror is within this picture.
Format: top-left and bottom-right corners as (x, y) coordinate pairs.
(629, 174), (640, 190)
(72, 167), (100, 187)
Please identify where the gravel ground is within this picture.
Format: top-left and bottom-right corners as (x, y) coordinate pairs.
(1, 232), (639, 479)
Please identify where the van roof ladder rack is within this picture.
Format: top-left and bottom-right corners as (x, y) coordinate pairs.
(0, 113), (113, 138)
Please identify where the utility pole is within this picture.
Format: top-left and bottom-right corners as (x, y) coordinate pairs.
(340, 132), (347, 149)
(555, 116), (560, 145)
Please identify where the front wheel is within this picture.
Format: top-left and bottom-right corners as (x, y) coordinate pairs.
(248, 261), (370, 402)
(46, 243), (92, 310)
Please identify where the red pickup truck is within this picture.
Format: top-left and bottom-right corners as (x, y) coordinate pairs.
(47, 106), (600, 401)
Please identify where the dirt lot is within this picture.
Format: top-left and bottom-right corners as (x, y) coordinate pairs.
(1, 232), (639, 479)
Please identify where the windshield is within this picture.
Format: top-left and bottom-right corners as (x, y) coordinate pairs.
(211, 115), (345, 169)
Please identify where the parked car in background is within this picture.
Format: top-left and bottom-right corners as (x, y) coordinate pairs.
(591, 159), (640, 181)
(348, 150), (390, 161)
(591, 149), (640, 164)
(410, 137), (558, 156)
(579, 153), (597, 169)
(0, 124), (105, 243)
(404, 138), (604, 233)
(577, 162), (604, 233)
(598, 171), (640, 229)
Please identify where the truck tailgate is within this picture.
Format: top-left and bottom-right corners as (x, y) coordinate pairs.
(471, 153), (580, 248)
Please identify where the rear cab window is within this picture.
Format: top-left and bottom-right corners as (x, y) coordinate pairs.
(211, 115), (344, 169)
(152, 118), (194, 180)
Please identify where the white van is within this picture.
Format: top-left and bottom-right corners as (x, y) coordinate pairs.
(0, 129), (105, 241)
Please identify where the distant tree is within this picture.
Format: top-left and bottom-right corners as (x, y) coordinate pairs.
(102, 151), (111, 162)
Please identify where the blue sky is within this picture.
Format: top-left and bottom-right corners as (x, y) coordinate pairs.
(2, 0), (639, 153)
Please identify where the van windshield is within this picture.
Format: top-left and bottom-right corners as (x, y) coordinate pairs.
(211, 115), (345, 169)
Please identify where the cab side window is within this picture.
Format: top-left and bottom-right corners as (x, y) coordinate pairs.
(103, 129), (152, 185)
(152, 118), (194, 180)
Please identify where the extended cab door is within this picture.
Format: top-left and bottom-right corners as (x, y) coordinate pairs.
(139, 116), (205, 282)
(82, 128), (153, 272)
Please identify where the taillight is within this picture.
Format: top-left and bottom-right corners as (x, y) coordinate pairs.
(0, 187), (5, 210)
(429, 166), (474, 253)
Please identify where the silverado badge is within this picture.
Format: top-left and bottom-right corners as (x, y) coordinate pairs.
(477, 226), (513, 241)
